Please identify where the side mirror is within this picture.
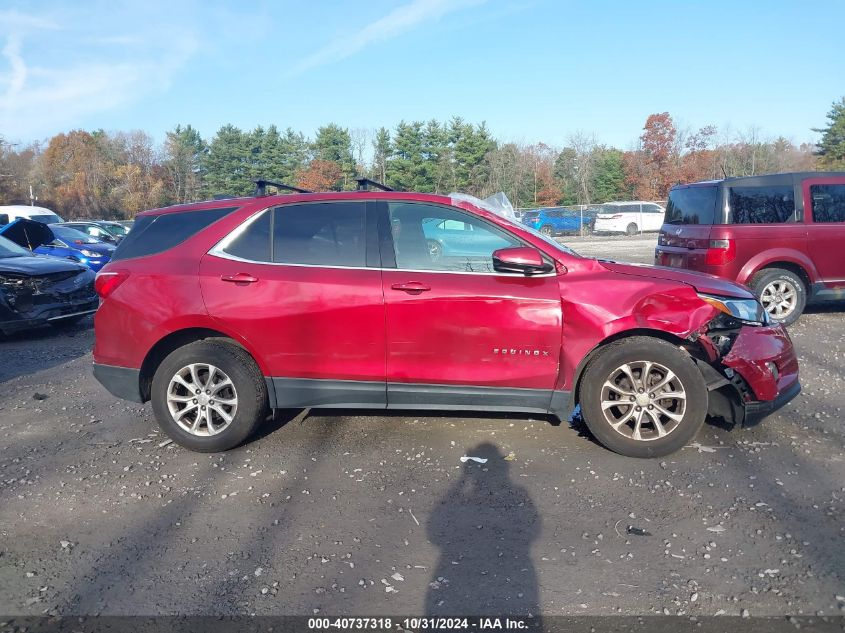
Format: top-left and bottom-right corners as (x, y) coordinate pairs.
(492, 247), (554, 276)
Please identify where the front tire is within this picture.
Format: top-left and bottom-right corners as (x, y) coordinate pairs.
(151, 341), (268, 452)
(579, 337), (708, 457)
(751, 268), (806, 326)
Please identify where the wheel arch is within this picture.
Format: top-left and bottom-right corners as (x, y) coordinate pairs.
(568, 328), (707, 409)
(138, 327), (266, 403)
(738, 252), (817, 288)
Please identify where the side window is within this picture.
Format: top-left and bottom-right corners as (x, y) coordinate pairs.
(222, 210), (272, 262)
(647, 204), (663, 213)
(729, 186), (795, 224)
(273, 202), (366, 267)
(810, 184), (845, 223)
(388, 202), (519, 273)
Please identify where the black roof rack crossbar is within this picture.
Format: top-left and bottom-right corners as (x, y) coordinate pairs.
(254, 179), (312, 196)
(355, 177), (394, 192)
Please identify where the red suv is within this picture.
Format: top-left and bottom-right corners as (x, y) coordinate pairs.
(93, 183), (800, 457)
(655, 172), (845, 325)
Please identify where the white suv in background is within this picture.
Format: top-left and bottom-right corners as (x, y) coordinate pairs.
(593, 201), (665, 235)
(0, 205), (64, 225)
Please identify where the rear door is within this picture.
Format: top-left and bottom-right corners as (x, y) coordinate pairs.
(380, 201), (563, 412)
(802, 176), (845, 289)
(200, 200), (387, 408)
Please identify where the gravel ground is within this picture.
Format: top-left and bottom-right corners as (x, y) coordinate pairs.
(0, 238), (843, 618)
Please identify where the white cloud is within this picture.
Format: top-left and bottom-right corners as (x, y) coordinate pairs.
(291, 0), (488, 75)
(0, 8), (198, 141)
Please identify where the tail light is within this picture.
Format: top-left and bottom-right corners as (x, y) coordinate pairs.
(95, 270), (129, 298)
(704, 239), (736, 266)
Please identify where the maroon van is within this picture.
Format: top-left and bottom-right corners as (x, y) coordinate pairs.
(655, 172), (845, 324)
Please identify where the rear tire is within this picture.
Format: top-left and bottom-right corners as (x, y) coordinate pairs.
(151, 340), (268, 452)
(751, 268), (806, 326)
(626, 223), (638, 236)
(580, 224), (593, 236)
(579, 337), (708, 458)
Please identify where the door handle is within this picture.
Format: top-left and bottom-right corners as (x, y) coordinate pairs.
(221, 273), (259, 284)
(391, 281), (431, 293)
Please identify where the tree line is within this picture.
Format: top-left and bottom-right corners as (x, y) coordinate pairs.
(1, 98), (843, 220)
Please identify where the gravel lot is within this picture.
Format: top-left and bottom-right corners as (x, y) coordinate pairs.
(1, 236), (843, 617)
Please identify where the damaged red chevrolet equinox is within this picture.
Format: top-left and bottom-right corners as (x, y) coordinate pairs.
(92, 180), (800, 457)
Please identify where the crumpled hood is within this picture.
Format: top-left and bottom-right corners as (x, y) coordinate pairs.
(599, 260), (754, 299)
(0, 254), (89, 276)
(0, 218), (55, 250)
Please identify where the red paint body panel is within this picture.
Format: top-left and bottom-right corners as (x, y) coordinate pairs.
(382, 269), (562, 389)
(723, 324), (799, 401)
(200, 254), (386, 382)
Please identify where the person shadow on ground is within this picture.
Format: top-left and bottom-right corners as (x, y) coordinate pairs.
(425, 442), (542, 619)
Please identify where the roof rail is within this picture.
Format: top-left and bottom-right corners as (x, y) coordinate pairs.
(253, 179), (312, 196)
(355, 177), (394, 192)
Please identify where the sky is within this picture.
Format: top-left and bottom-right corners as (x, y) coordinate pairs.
(1, 0), (843, 151)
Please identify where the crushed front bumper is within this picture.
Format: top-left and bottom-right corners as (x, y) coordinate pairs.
(699, 323), (800, 426)
(0, 269), (98, 334)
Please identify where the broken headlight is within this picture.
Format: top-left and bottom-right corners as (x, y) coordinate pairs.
(698, 293), (769, 326)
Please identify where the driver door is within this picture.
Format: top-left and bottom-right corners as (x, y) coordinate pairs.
(380, 201), (563, 412)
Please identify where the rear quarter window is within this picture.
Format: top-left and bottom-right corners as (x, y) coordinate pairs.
(664, 186), (718, 225)
(729, 186), (795, 224)
(111, 207), (238, 261)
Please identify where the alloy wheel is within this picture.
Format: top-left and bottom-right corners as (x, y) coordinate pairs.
(599, 360), (686, 441)
(166, 363), (238, 436)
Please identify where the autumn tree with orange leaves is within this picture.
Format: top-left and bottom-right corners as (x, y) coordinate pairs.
(295, 159), (343, 192)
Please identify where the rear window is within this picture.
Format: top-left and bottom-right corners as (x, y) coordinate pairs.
(729, 186), (795, 224)
(665, 186), (718, 225)
(111, 207), (238, 261)
(219, 202), (367, 267)
(273, 202), (366, 267)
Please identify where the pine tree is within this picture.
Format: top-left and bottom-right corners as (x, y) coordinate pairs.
(814, 97), (845, 168)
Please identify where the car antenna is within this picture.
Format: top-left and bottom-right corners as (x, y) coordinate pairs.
(253, 179), (312, 196)
(355, 177), (395, 192)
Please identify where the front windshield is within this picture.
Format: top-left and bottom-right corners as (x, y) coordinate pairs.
(0, 235), (32, 258)
(53, 226), (100, 244)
